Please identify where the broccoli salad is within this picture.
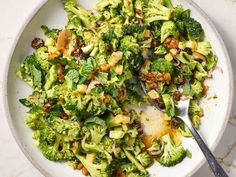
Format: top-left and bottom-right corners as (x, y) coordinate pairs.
(17, 0), (217, 176)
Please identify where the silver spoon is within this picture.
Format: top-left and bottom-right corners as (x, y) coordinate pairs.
(140, 81), (228, 177)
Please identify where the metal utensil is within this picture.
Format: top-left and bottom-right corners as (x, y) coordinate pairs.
(140, 81), (228, 177)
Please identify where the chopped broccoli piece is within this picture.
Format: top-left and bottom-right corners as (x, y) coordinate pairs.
(64, 0), (96, 28)
(162, 94), (175, 117)
(41, 25), (60, 39)
(150, 58), (173, 73)
(123, 149), (147, 174)
(122, 0), (135, 18)
(189, 99), (203, 129)
(196, 41), (212, 56)
(190, 80), (203, 97)
(144, 0), (172, 24)
(96, 0), (122, 11)
(84, 117), (107, 144)
(205, 52), (217, 71)
(76, 154), (111, 177)
(136, 152), (153, 167)
(147, 139), (163, 155)
(154, 45), (168, 55)
(194, 62), (209, 81)
(120, 35), (140, 55)
(161, 21), (179, 42)
(158, 134), (186, 166)
(184, 17), (204, 41)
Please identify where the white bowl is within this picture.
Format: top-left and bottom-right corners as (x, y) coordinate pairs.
(3, 0), (234, 177)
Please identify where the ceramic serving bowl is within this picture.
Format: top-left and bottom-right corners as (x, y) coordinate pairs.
(3, 0), (233, 176)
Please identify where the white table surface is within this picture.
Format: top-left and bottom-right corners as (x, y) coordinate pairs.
(0, 0), (235, 177)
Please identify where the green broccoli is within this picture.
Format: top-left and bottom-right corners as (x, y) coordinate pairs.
(16, 54), (44, 89)
(184, 17), (204, 41)
(194, 62), (209, 81)
(196, 41), (212, 56)
(41, 25), (60, 39)
(190, 80), (203, 97)
(136, 152), (153, 167)
(120, 35), (140, 55)
(154, 45), (168, 55)
(123, 149), (147, 174)
(205, 52), (217, 71)
(81, 134), (112, 163)
(147, 139), (163, 156)
(150, 58), (173, 73)
(122, 0), (135, 18)
(189, 99), (203, 129)
(31, 116), (80, 161)
(134, 0), (145, 19)
(158, 134), (186, 166)
(44, 65), (57, 90)
(162, 94), (175, 117)
(76, 154), (111, 177)
(106, 113), (131, 127)
(144, 0), (172, 24)
(96, 0), (122, 11)
(84, 117), (107, 144)
(64, 0), (96, 28)
(172, 5), (184, 20)
(161, 21), (179, 42)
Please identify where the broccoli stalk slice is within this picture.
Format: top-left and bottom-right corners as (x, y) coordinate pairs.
(123, 149), (147, 174)
(64, 0), (95, 28)
(75, 154), (110, 177)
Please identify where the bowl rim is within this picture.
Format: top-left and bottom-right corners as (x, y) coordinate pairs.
(2, 1), (234, 177)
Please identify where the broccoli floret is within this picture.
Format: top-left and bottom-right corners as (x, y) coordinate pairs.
(122, 22), (146, 36)
(172, 5), (184, 20)
(106, 114), (131, 127)
(120, 36), (140, 55)
(205, 52), (217, 71)
(123, 149), (147, 174)
(150, 58), (173, 73)
(154, 45), (168, 55)
(189, 99), (203, 129)
(136, 152), (153, 167)
(76, 154), (111, 177)
(120, 162), (137, 173)
(41, 25), (60, 39)
(184, 17), (204, 41)
(144, 0), (172, 24)
(81, 134), (112, 163)
(122, 0), (135, 18)
(162, 94), (175, 117)
(147, 139), (163, 155)
(134, 0), (145, 19)
(96, 0), (122, 11)
(44, 65), (57, 90)
(190, 80), (203, 97)
(16, 54), (44, 89)
(64, 0), (95, 28)
(158, 134), (186, 166)
(161, 21), (179, 43)
(31, 116), (80, 161)
(84, 117), (107, 144)
(194, 62), (209, 81)
(196, 41), (212, 56)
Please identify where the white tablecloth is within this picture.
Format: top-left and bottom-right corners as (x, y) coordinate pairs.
(0, 0), (235, 176)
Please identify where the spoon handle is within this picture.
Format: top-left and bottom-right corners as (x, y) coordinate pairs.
(186, 120), (228, 177)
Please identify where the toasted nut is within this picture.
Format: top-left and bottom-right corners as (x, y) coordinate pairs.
(82, 167), (89, 176)
(163, 73), (171, 82)
(100, 63), (111, 72)
(109, 51), (123, 66)
(77, 163), (83, 170)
